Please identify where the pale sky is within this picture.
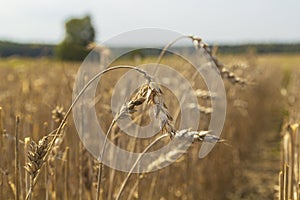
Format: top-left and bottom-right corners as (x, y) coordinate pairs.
(0, 0), (300, 44)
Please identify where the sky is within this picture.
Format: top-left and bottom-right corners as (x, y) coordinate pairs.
(0, 0), (300, 45)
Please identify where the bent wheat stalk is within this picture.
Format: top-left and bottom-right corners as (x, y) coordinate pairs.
(191, 35), (247, 85)
(96, 119), (116, 200)
(155, 34), (247, 85)
(14, 116), (20, 200)
(115, 129), (223, 200)
(25, 66), (151, 200)
(96, 79), (160, 199)
(115, 133), (169, 200)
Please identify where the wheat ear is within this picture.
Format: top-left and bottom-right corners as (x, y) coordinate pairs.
(96, 71), (153, 200)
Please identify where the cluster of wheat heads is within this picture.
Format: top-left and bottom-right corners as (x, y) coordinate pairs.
(277, 69), (300, 200)
(0, 35), (248, 199)
(278, 123), (300, 200)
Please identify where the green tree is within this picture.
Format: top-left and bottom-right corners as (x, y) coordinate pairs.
(56, 15), (95, 61)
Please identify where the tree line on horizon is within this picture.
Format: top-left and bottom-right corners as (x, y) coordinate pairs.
(0, 15), (300, 60)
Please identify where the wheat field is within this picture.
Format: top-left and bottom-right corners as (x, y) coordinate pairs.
(0, 50), (300, 199)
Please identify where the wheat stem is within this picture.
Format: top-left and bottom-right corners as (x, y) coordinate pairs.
(155, 35), (190, 65)
(14, 116), (20, 200)
(0, 107), (3, 139)
(96, 118), (117, 200)
(154, 35), (191, 75)
(115, 133), (169, 200)
(63, 147), (69, 200)
(24, 137), (31, 195)
(79, 141), (83, 200)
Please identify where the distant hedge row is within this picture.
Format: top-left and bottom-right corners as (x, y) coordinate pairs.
(0, 41), (54, 57)
(217, 43), (300, 54)
(1, 41), (300, 58)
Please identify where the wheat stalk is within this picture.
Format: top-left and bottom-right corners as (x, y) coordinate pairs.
(153, 34), (247, 85)
(14, 116), (20, 200)
(0, 107), (3, 137)
(24, 137), (31, 196)
(62, 147), (69, 200)
(191, 35), (247, 85)
(116, 128), (224, 199)
(115, 133), (170, 200)
(24, 124), (65, 200)
(25, 135), (51, 200)
(96, 71), (153, 200)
